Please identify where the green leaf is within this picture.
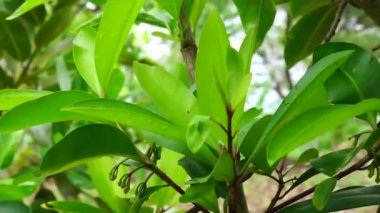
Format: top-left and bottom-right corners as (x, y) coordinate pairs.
(186, 115), (211, 153)
(0, 179), (38, 201)
(189, 0), (205, 30)
(63, 99), (185, 141)
(0, 201), (29, 213)
(40, 124), (141, 176)
(130, 185), (167, 212)
(180, 181), (219, 212)
(155, 0), (182, 20)
(95, 0), (143, 92)
(0, 132), (21, 168)
(7, 0), (48, 20)
(310, 148), (359, 176)
(244, 50), (354, 171)
(291, 168), (320, 189)
(289, 0), (331, 17)
(42, 201), (104, 213)
(233, 0), (276, 53)
(195, 11), (229, 126)
(280, 185), (380, 213)
(268, 99), (380, 165)
(284, 3), (338, 67)
(73, 27), (102, 96)
(314, 42), (380, 126)
(35, 6), (75, 48)
(134, 63), (198, 127)
(312, 178), (337, 211)
(0, 91), (95, 133)
(0, 12), (31, 61)
(296, 148), (319, 164)
(0, 89), (51, 110)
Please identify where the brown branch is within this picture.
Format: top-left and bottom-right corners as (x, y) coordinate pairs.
(179, 2), (197, 83)
(372, 44), (380, 52)
(15, 51), (38, 87)
(324, 0), (349, 43)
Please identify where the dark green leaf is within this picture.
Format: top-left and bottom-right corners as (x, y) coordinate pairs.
(289, 0), (331, 17)
(180, 181), (219, 212)
(95, 0), (143, 92)
(0, 91), (95, 133)
(0, 12), (31, 61)
(0, 201), (30, 213)
(312, 178), (337, 210)
(292, 168), (320, 189)
(296, 148), (319, 164)
(42, 201), (104, 213)
(40, 124), (141, 176)
(280, 185), (380, 213)
(284, 4), (338, 67)
(7, 0), (48, 20)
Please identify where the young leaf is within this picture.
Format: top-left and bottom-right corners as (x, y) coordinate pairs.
(7, 0), (48, 20)
(186, 115), (211, 153)
(73, 27), (102, 96)
(233, 0), (276, 53)
(267, 99), (380, 165)
(280, 185), (380, 213)
(0, 12), (31, 61)
(0, 89), (51, 110)
(95, 0), (143, 92)
(284, 3), (338, 67)
(63, 99), (185, 141)
(155, 0), (182, 20)
(195, 11), (229, 126)
(41, 201), (103, 213)
(40, 124), (141, 176)
(0, 91), (95, 133)
(134, 62), (198, 127)
(312, 178), (337, 211)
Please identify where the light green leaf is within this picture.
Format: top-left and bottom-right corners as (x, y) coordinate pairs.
(296, 148), (319, 164)
(0, 179), (38, 201)
(195, 11), (229, 126)
(42, 201), (104, 213)
(186, 115), (211, 153)
(244, 51), (353, 171)
(0, 91), (95, 133)
(134, 62), (198, 127)
(56, 55), (71, 91)
(268, 99), (380, 164)
(73, 27), (102, 96)
(233, 0), (276, 54)
(40, 124), (141, 176)
(180, 181), (219, 212)
(0, 12), (31, 61)
(285, 3), (338, 67)
(63, 99), (185, 141)
(289, 0), (331, 17)
(0, 89), (51, 110)
(0, 132), (22, 168)
(313, 178), (337, 211)
(280, 185), (380, 213)
(7, 0), (48, 20)
(155, 0), (182, 19)
(95, 0), (143, 92)
(189, 0), (205, 30)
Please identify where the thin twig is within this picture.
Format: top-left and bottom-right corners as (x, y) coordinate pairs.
(324, 0), (349, 43)
(372, 44), (380, 52)
(15, 51), (38, 86)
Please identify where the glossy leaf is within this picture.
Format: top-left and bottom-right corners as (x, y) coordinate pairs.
(40, 124), (141, 176)
(186, 115), (211, 153)
(0, 89), (51, 110)
(280, 185), (380, 213)
(180, 181), (219, 212)
(42, 201), (103, 213)
(244, 51), (353, 171)
(95, 0), (143, 92)
(35, 6), (75, 48)
(134, 62), (198, 127)
(195, 11), (229, 126)
(73, 27), (102, 96)
(268, 99), (380, 165)
(284, 4), (338, 67)
(0, 91), (95, 133)
(63, 99), (185, 141)
(0, 12), (31, 61)
(155, 0), (182, 19)
(289, 0), (331, 17)
(7, 0), (48, 20)
(312, 178), (337, 210)
(296, 148), (319, 164)
(233, 0), (275, 52)
(0, 201), (29, 213)
(311, 148), (359, 176)
(315, 42), (380, 126)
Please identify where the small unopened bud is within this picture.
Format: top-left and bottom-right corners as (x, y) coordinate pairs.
(109, 166), (119, 181)
(135, 182), (147, 198)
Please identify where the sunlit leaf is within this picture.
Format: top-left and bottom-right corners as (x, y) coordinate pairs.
(7, 0), (48, 20)
(0, 89), (51, 110)
(42, 201), (104, 213)
(186, 115), (211, 153)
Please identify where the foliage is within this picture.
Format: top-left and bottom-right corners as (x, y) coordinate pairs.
(1, 0), (380, 212)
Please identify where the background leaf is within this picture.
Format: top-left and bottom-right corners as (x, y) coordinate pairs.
(7, 0), (48, 20)
(0, 89), (51, 110)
